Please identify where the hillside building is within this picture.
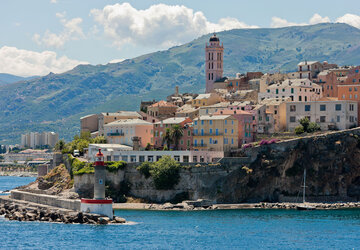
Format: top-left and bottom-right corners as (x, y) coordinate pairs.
(205, 34), (224, 93)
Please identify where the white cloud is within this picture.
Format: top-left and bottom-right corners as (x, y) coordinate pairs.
(50, 0), (57, 4)
(0, 46), (88, 77)
(336, 14), (360, 29)
(109, 59), (125, 64)
(309, 14), (330, 25)
(271, 13), (360, 29)
(33, 13), (85, 48)
(90, 3), (257, 49)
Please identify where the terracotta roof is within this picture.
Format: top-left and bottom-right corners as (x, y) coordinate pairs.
(149, 100), (177, 108)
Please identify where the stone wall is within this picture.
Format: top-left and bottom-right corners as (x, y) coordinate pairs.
(11, 190), (80, 211)
(75, 128), (360, 203)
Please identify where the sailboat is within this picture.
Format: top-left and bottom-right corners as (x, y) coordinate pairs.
(296, 169), (316, 210)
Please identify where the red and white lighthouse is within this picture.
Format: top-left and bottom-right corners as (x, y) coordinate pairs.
(80, 149), (113, 219)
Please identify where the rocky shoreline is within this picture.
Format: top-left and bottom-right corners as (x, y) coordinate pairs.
(113, 200), (360, 211)
(0, 172), (37, 177)
(0, 199), (126, 225)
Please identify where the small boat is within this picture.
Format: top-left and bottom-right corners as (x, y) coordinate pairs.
(296, 169), (316, 210)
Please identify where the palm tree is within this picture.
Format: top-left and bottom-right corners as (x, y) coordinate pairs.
(170, 124), (183, 150)
(162, 128), (172, 150)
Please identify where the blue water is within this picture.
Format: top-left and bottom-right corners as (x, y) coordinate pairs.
(0, 177), (359, 249)
(0, 176), (36, 193)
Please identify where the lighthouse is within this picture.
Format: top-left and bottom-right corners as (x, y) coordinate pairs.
(80, 149), (113, 219)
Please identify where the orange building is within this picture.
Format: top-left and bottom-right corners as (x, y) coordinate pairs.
(338, 66), (360, 125)
(316, 68), (351, 98)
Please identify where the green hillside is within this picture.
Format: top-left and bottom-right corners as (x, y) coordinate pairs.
(1, 23), (360, 144)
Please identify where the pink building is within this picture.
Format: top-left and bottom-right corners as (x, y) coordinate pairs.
(205, 34), (224, 93)
(153, 117), (193, 150)
(213, 109), (255, 145)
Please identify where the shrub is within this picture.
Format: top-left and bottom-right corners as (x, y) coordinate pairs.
(149, 156), (180, 190)
(299, 117), (310, 132)
(242, 143), (253, 149)
(73, 164), (94, 175)
(295, 125), (304, 135)
(106, 161), (127, 173)
(307, 122), (321, 133)
(137, 162), (152, 178)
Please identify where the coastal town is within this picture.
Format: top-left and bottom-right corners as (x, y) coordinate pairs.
(73, 33), (360, 163)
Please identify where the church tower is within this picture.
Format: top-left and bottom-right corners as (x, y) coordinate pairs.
(205, 33), (224, 93)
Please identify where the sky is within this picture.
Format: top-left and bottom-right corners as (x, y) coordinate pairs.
(1, 0), (360, 76)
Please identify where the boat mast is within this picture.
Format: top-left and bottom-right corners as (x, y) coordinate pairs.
(303, 169), (306, 203)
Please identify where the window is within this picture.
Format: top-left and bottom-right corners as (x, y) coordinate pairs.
(266, 116), (269, 122)
(342, 95), (345, 99)
(194, 121), (197, 125)
(305, 105), (311, 111)
(231, 129), (234, 134)
(305, 96), (307, 102)
(180, 140), (183, 145)
(225, 129), (227, 134)
(231, 138), (234, 145)
(201, 139), (204, 146)
(187, 130), (191, 136)
(267, 89), (270, 93)
(139, 156), (145, 162)
(335, 104), (342, 111)
(231, 120), (234, 125)
(194, 129), (198, 135)
(282, 88), (285, 92)
(187, 140), (190, 147)
(320, 116), (326, 123)
(224, 138), (228, 144)
(193, 156), (198, 162)
(216, 129), (219, 135)
(350, 94), (352, 99)
(290, 116), (296, 123)
(209, 128), (213, 134)
(350, 116), (355, 122)
(337, 116), (340, 123)
(201, 120), (204, 125)
(356, 94), (358, 99)
(290, 105), (296, 112)
(225, 120), (227, 125)
(209, 120), (212, 125)
(350, 87), (352, 92)
(320, 105), (326, 111)
(356, 87), (358, 91)
(201, 129), (204, 136)
(299, 96), (302, 101)
(276, 89), (279, 94)
(350, 104), (354, 111)
(209, 138), (212, 144)
(194, 139), (197, 146)
(183, 156), (189, 163)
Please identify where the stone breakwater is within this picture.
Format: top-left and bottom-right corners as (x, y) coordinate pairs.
(114, 200), (360, 211)
(0, 172), (37, 177)
(0, 199), (126, 225)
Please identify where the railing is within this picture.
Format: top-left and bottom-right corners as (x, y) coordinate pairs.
(193, 144), (207, 147)
(193, 133), (224, 136)
(107, 132), (124, 136)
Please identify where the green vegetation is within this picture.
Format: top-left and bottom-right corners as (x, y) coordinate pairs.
(137, 156), (181, 190)
(62, 131), (107, 154)
(1, 23), (359, 144)
(136, 162), (152, 178)
(162, 128), (172, 150)
(170, 124), (183, 150)
(106, 161), (127, 173)
(295, 117), (321, 135)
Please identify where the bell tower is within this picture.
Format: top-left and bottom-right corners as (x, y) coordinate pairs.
(205, 33), (224, 93)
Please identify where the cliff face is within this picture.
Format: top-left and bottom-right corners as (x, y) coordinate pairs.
(74, 129), (360, 203)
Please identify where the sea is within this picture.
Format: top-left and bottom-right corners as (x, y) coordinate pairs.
(0, 176), (359, 249)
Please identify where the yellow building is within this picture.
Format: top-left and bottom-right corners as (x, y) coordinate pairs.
(191, 93), (222, 108)
(193, 115), (238, 152)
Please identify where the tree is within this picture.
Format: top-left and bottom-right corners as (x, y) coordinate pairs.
(54, 140), (65, 151)
(162, 128), (172, 150)
(170, 124), (183, 150)
(295, 125), (304, 135)
(299, 117), (310, 132)
(93, 136), (107, 144)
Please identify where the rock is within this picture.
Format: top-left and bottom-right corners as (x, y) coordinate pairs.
(114, 217), (126, 223)
(88, 219), (96, 224)
(99, 217), (110, 225)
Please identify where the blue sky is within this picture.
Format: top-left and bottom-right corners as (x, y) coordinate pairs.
(1, 0), (360, 76)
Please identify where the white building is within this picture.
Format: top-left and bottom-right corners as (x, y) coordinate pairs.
(88, 144), (224, 163)
(21, 132), (59, 149)
(281, 99), (358, 131)
(258, 78), (322, 102)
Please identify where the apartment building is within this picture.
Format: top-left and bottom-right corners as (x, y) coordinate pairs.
(104, 119), (153, 148)
(153, 117), (193, 150)
(191, 93), (222, 108)
(258, 78), (322, 102)
(21, 132), (59, 149)
(193, 115), (239, 152)
(147, 100), (178, 120)
(281, 99), (358, 131)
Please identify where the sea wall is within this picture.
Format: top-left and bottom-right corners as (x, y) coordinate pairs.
(10, 190), (80, 211)
(74, 128), (360, 203)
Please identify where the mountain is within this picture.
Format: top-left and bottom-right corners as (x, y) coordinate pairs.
(1, 23), (360, 144)
(0, 73), (40, 86)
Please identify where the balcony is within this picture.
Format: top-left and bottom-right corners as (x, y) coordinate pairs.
(193, 133), (223, 136)
(194, 144), (207, 148)
(107, 132), (124, 136)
